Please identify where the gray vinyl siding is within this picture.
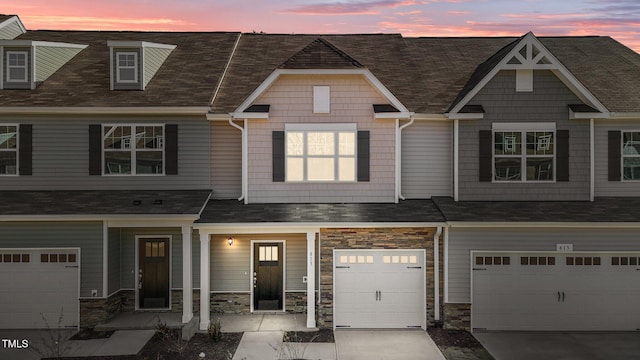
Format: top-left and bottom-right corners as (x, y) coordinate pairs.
(118, 227), (182, 289)
(0, 116), (211, 190)
(0, 221), (103, 297)
(0, 20), (24, 40)
(210, 233), (307, 292)
(447, 227), (640, 303)
(211, 121), (242, 199)
(143, 47), (173, 88)
(108, 228), (121, 295)
(594, 120), (640, 196)
(34, 46), (83, 83)
(401, 120), (453, 198)
(458, 70), (590, 201)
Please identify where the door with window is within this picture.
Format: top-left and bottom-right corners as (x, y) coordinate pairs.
(138, 238), (170, 309)
(253, 243), (284, 311)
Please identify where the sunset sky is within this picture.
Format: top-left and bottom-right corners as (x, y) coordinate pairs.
(3, 0), (640, 52)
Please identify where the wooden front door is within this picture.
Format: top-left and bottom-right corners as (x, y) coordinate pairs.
(139, 238), (170, 309)
(253, 243), (283, 311)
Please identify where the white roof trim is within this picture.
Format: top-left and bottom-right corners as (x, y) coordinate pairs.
(446, 113), (484, 120)
(569, 109), (609, 119)
(0, 40), (87, 49)
(107, 41), (176, 50)
(194, 222), (444, 234)
(608, 112), (640, 120)
(413, 113), (449, 121)
(229, 112), (269, 119)
(448, 32), (609, 116)
(0, 107), (210, 115)
(447, 221), (640, 228)
(374, 112), (413, 119)
(0, 214), (198, 222)
(0, 16), (26, 36)
(234, 68), (409, 114)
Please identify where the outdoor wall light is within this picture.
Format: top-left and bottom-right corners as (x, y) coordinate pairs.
(227, 237), (234, 246)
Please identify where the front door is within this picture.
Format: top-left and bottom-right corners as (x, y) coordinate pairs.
(253, 242), (283, 311)
(139, 238), (170, 309)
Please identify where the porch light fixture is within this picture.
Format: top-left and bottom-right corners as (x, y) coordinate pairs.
(227, 237), (234, 246)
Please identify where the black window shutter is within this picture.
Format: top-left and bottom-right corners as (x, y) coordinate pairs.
(18, 124), (32, 176)
(89, 124), (102, 175)
(272, 131), (285, 182)
(357, 131), (370, 182)
(165, 124), (178, 175)
(556, 130), (569, 182)
(608, 131), (621, 181)
(479, 130), (492, 182)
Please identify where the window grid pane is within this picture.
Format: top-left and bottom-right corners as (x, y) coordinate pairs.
(494, 129), (555, 182)
(103, 125), (164, 175)
(623, 132), (640, 180)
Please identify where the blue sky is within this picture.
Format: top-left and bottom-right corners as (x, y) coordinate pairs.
(3, 0), (639, 51)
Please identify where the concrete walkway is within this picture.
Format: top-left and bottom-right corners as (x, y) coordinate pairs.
(335, 330), (446, 360)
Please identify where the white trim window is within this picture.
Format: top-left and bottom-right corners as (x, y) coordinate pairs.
(6, 51), (28, 82)
(103, 125), (164, 175)
(116, 52), (138, 83)
(285, 123), (356, 182)
(0, 125), (17, 175)
(493, 123), (555, 182)
(622, 131), (640, 181)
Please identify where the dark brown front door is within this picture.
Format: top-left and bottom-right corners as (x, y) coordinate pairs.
(139, 238), (170, 309)
(253, 242), (283, 311)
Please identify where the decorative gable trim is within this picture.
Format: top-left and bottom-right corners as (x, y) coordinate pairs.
(234, 68), (409, 115)
(0, 16), (26, 40)
(448, 32), (609, 117)
(107, 41), (176, 91)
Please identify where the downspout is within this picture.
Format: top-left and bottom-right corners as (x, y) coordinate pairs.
(434, 225), (442, 322)
(397, 115), (415, 201)
(228, 116), (247, 203)
(590, 118), (595, 202)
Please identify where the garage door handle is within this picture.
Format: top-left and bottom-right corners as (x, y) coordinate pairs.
(336, 266), (350, 269)
(557, 291), (561, 302)
(562, 292), (565, 302)
(375, 290), (379, 301)
(407, 266), (422, 269)
(379, 291), (382, 301)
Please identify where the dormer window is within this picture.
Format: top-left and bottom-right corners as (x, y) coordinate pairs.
(6, 51), (28, 82)
(116, 52), (138, 83)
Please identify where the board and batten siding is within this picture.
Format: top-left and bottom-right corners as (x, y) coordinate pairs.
(594, 120), (640, 196)
(34, 46), (84, 83)
(401, 120), (453, 198)
(0, 20), (23, 40)
(0, 221), (103, 297)
(458, 70), (590, 201)
(143, 47), (173, 88)
(447, 227), (640, 303)
(0, 116), (211, 190)
(211, 121), (242, 199)
(209, 233), (308, 292)
(247, 75), (396, 203)
(108, 228), (121, 295)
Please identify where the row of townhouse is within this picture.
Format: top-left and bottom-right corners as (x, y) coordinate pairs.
(1, 14), (640, 333)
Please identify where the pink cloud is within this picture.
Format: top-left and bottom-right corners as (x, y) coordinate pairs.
(280, 0), (426, 15)
(447, 11), (470, 15)
(20, 15), (196, 31)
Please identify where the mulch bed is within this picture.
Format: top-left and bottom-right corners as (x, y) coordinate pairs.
(69, 329), (115, 340)
(427, 327), (495, 360)
(283, 329), (334, 343)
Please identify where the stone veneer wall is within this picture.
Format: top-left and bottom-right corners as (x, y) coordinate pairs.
(443, 303), (471, 330)
(285, 292), (307, 313)
(210, 293), (251, 314)
(318, 227), (437, 329)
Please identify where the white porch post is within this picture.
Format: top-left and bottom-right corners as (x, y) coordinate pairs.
(199, 232), (211, 330)
(181, 225), (193, 323)
(306, 231), (316, 328)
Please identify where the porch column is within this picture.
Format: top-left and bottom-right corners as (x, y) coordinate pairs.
(199, 232), (211, 330)
(306, 231), (316, 328)
(181, 225), (193, 323)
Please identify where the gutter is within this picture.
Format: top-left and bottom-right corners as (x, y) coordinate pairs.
(228, 115), (247, 203)
(396, 115), (415, 201)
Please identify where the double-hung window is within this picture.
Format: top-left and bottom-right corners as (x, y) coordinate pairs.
(285, 124), (356, 182)
(0, 125), (17, 175)
(622, 131), (640, 180)
(493, 123), (555, 182)
(103, 125), (164, 175)
(116, 52), (138, 83)
(6, 51), (28, 83)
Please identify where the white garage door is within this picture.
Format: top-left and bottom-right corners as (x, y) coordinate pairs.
(0, 249), (79, 329)
(472, 252), (640, 331)
(334, 249), (425, 329)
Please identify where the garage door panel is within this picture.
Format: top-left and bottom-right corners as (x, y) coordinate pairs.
(473, 251), (640, 331)
(334, 250), (425, 329)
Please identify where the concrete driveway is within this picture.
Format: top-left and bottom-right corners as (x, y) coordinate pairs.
(335, 330), (446, 360)
(474, 332), (640, 360)
(0, 329), (75, 360)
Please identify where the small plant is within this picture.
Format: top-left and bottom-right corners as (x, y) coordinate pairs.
(30, 308), (72, 359)
(208, 317), (223, 342)
(154, 316), (189, 356)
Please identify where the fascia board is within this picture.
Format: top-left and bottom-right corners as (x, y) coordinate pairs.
(193, 222), (445, 234)
(107, 41), (176, 50)
(0, 107), (210, 115)
(446, 113), (484, 120)
(447, 221), (640, 228)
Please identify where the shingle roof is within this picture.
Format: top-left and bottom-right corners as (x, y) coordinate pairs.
(433, 196), (640, 222)
(0, 31), (239, 107)
(0, 15), (15, 23)
(197, 199), (445, 223)
(0, 190), (211, 216)
(279, 37), (363, 69)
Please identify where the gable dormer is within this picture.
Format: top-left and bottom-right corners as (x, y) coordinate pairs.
(0, 40), (87, 89)
(0, 15), (26, 40)
(107, 41), (176, 90)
